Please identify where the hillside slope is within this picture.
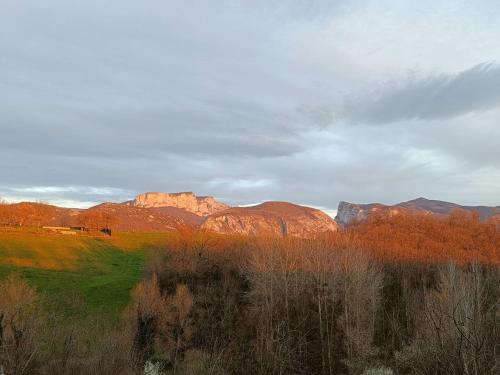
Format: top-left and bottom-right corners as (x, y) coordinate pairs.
(0, 231), (169, 318)
(83, 203), (185, 232)
(0, 202), (189, 232)
(202, 201), (338, 237)
(0, 202), (79, 227)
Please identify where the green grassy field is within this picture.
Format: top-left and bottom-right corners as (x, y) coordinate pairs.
(0, 229), (169, 321)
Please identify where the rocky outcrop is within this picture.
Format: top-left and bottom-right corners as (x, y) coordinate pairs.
(336, 198), (500, 227)
(202, 201), (338, 238)
(128, 192), (229, 216)
(336, 201), (375, 227)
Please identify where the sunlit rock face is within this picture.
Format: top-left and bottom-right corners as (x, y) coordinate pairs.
(128, 192), (229, 216)
(202, 201), (338, 238)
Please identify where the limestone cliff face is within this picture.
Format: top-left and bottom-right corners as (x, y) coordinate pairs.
(202, 201), (338, 238)
(129, 192), (229, 216)
(336, 198), (500, 227)
(336, 202), (369, 227)
(335, 201), (390, 227)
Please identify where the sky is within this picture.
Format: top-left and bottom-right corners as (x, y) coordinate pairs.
(1, 0), (500, 214)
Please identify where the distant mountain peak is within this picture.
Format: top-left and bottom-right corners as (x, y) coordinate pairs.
(406, 197), (429, 203)
(336, 197), (500, 226)
(127, 191), (229, 216)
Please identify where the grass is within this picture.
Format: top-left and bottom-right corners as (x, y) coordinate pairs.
(0, 229), (170, 321)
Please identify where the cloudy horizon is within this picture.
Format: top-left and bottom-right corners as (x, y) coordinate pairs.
(1, 0), (500, 212)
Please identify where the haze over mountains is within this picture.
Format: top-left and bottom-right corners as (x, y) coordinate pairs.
(1, 192), (499, 237)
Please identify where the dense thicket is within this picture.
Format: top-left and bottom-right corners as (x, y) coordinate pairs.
(350, 210), (500, 264)
(0, 212), (498, 374)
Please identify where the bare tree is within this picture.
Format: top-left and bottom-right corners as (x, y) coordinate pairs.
(0, 275), (41, 375)
(404, 263), (499, 375)
(336, 250), (383, 373)
(129, 274), (194, 372)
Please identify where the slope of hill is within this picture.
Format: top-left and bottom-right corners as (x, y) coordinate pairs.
(82, 203), (185, 232)
(0, 202), (79, 227)
(0, 202), (189, 232)
(149, 206), (205, 226)
(0, 230), (169, 319)
(202, 201), (338, 237)
(336, 197), (500, 227)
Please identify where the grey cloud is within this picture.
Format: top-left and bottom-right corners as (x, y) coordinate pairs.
(338, 62), (500, 124)
(0, 108), (303, 159)
(0, 1), (314, 164)
(409, 108), (500, 169)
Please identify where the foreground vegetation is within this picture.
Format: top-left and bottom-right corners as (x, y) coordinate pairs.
(0, 212), (499, 374)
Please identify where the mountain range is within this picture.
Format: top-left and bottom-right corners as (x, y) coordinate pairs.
(336, 197), (500, 227)
(1, 192), (498, 237)
(0, 192), (338, 237)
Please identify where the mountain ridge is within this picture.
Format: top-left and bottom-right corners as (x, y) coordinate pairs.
(336, 197), (500, 227)
(0, 193), (338, 237)
(2, 194), (499, 236)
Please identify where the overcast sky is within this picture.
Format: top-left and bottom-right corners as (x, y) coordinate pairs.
(1, 0), (500, 213)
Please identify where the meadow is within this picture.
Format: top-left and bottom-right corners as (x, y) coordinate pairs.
(0, 229), (168, 320)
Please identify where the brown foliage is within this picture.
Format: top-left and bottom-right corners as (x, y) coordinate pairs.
(0, 276), (138, 375)
(0, 275), (41, 375)
(129, 274), (194, 370)
(343, 210), (500, 265)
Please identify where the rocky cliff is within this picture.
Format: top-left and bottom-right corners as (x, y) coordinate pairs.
(128, 192), (229, 216)
(336, 201), (373, 227)
(202, 201), (338, 238)
(336, 198), (500, 227)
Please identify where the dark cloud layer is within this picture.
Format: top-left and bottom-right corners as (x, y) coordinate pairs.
(1, 0), (500, 210)
(338, 63), (500, 124)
